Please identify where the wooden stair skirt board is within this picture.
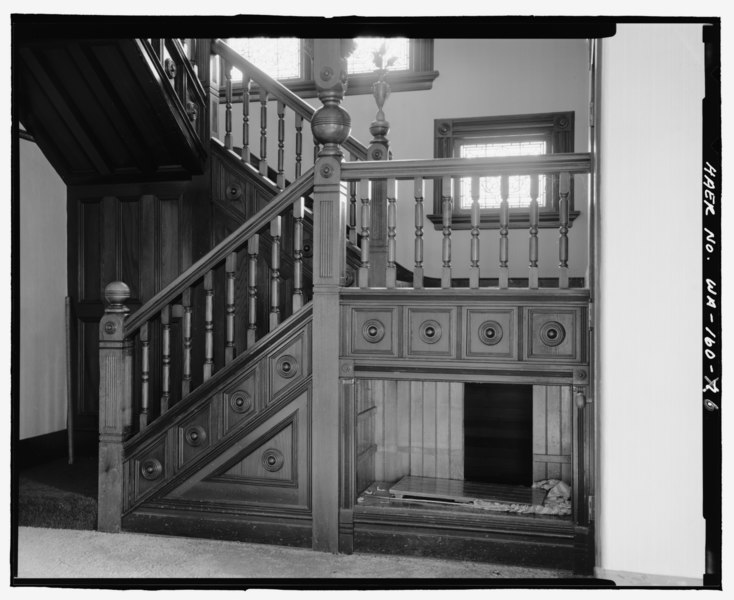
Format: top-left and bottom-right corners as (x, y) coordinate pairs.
(389, 476), (548, 507)
(122, 505), (312, 548)
(349, 507), (580, 571)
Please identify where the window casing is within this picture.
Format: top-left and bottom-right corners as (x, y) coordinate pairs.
(429, 112), (579, 229)
(224, 38), (437, 99)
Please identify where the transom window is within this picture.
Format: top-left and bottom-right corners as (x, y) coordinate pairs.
(430, 112), (578, 229)
(227, 38), (302, 81)
(224, 37), (436, 97)
(458, 139), (547, 209)
(347, 38), (410, 74)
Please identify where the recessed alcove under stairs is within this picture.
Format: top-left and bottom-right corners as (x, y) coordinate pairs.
(354, 381), (573, 520)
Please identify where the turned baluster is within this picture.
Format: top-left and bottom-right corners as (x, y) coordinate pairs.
(559, 171), (570, 288)
(160, 305), (171, 412)
(225, 252), (236, 364)
(413, 177), (424, 289)
(348, 153), (358, 245)
(247, 234), (260, 346)
(499, 174), (510, 289)
(276, 101), (286, 189)
(469, 175), (481, 289)
(259, 91), (269, 177)
(241, 75), (251, 164)
(139, 322), (150, 429)
(529, 173), (540, 289)
(181, 288), (192, 396)
(295, 113), (303, 178)
(441, 176), (453, 289)
(270, 217), (282, 331)
(358, 179), (371, 288)
(386, 178), (397, 288)
(293, 198), (305, 311)
(203, 270), (214, 381)
(224, 60), (233, 150)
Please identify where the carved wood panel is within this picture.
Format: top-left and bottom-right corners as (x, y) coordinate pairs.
(525, 308), (583, 362)
(405, 307), (457, 358)
(462, 307), (519, 360)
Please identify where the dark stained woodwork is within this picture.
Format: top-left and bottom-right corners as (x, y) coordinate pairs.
(17, 38), (206, 185)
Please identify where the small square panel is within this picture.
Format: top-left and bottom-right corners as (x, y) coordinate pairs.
(463, 308), (518, 360)
(269, 331), (308, 402)
(348, 307), (399, 357)
(406, 307), (456, 358)
(222, 368), (259, 434)
(525, 308), (582, 362)
(178, 405), (212, 467)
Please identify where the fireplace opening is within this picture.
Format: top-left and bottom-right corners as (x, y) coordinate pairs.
(463, 382), (533, 486)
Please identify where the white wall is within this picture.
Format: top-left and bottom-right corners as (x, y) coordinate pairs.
(19, 138), (68, 439)
(598, 24), (705, 580)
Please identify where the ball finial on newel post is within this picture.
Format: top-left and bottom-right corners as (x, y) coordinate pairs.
(104, 281), (131, 314)
(311, 39), (352, 158)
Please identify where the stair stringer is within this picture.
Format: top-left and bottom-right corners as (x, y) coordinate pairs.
(121, 305), (313, 541)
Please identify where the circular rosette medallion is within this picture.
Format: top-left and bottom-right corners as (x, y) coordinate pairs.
(362, 319), (386, 344)
(540, 321), (566, 347)
(261, 448), (285, 472)
(418, 320), (442, 344)
(478, 320), (503, 346)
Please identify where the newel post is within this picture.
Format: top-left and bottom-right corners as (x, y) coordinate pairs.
(310, 38), (350, 553)
(97, 281), (134, 532)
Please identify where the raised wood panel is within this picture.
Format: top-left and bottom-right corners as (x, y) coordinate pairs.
(532, 385), (573, 484)
(163, 390), (311, 510)
(70, 186), (203, 434)
(177, 403), (213, 467)
(525, 308), (583, 362)
(221, 367), (259, 435)
(268, 327), (310, 404)
(405, 307), (456, 359)
(344, 307), (399, 357)
(463, 307), (518, 360)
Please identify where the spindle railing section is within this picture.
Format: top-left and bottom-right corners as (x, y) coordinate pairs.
(340, 154), (591, 290)
(209, 38), (368, 186)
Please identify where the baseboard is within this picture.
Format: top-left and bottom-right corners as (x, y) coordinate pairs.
(594, 567), (703, 587)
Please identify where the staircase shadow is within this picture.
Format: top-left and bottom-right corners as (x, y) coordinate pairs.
(17, 455), (98, 530)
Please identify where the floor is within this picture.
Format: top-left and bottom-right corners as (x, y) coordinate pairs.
(14, 526), (579, 585)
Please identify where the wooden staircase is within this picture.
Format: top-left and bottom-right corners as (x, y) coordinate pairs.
(19, 36), (597, 573)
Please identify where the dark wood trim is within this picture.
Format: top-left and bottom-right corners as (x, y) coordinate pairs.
(123, 506), (312, 547)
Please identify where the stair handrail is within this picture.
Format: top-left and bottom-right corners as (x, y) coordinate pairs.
(124, 166), (315, 336)
(211, 38), (369, 161)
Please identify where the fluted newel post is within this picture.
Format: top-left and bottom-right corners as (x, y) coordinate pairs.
(558, 172), (570, 289)
(366, 52), (391, 288)
(358, 179), (371, 288)
(386, 178), (397, 288)
(293, 198), (305, 311)
(499, 175), (510, 289)
(529, 174), (540, 289)
(160, 305), (171, 413)
(441, 176), (453, 289)
(98, 281), (133, 533)
(241, 74), (251, 164)
(469, 176), (481, 289)
(203, 270), (214, 381)
(225, 252), (236, 364)
(247, 234), (260, 347)
(269, 216), (282, 331)
(310, 38), (350, 554)
(413, 177), (424, 289)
